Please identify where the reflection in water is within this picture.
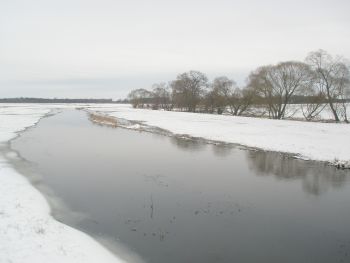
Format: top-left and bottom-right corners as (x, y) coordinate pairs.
(210, 144), (233, 158)
(170, 135), (349, 196)
(246, 151), (348, 195)
(169, 135), (233, 158)
(169, 136), (206, 152)
(10, 110), (350, 263)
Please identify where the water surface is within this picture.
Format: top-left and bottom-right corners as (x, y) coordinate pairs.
(11, 110), (350, 263)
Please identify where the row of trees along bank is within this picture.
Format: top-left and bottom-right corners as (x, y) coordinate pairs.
(127, 50), (350, 122)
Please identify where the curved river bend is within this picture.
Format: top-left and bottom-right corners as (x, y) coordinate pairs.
(10, 110), (350, 263)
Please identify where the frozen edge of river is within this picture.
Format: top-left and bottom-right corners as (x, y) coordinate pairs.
(0, 105), (126, 263)
(86, 104), (350, 169)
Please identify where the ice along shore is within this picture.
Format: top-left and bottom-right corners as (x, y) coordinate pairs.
(0, 104), (126, 263)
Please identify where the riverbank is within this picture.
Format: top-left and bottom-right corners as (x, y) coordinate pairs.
(12, 109), (350, 263)
(0, 104), (125, 263)
(87, 104), (350, 168)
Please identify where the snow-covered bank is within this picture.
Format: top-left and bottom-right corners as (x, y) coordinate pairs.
(89, 104), (350, 167)
(0, 104), (125, 263)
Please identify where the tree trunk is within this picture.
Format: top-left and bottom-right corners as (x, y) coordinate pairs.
(328, 98), (340, 122)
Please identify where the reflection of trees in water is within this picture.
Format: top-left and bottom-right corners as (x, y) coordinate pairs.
(246, 151), (349, 195)
(210, 144), (232, 158)
(169, 135), (349, 196)
(170, 136), (233, 157)
(169, 137), (207, 152)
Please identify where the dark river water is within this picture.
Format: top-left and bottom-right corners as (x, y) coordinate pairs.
(10, 110), (350, 263)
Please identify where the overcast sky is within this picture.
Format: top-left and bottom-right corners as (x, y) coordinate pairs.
(1, 0), (349, 99)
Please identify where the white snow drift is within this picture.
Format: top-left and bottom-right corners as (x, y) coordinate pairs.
(89, 104), (350, 166)
(0, 104), (125, 263)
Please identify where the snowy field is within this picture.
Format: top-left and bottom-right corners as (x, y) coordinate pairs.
(1, 102), (349, 263)
(283, 103), (350, 121)
(88, 104), (350, 167)
(0, 104), (125, 263)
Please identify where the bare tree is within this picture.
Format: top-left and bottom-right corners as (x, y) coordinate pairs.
(300, 84), (327, 121)
(171, 71), (208, 112)
(230, 87), (257, 116)
(203, 89), (220, 114)
(335, 64), (350, 123)
(248, 62), (313, 119)
(210, 76), (235, 114)
(306, 50), (350, 122)
(208, 76), (254, 116)
(338, 80), (350, 122)
(152, 82), (171, 110)
(127, 88), (153, 108)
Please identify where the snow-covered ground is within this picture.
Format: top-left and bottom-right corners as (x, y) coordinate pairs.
(1, 102), (349, 262)
(88, 104), (350, 167)
(0, 104), (125, 263)
(285, 103), (350, 121)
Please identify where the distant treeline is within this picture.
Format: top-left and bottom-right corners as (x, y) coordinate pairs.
(128, 49), (350, 122)
(0, 98), (129, 104)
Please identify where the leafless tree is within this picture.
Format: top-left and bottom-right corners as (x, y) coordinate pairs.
(305, 50), (350, 122)
(229, 87), (257, 116)
(209, 76), (255, 116)
(334, 64), (350, 123)
(208, 76), (235, 114)
(127, 88), (153, 108)
(298, 70), (327, 121)
(203, 89), (221, 114)
(248, 62), (313, 119)
(152, 82), (171, 110)
(338, 80), (350, 123)
(171, 71), (208, 112)
(300, 87), (327, 121)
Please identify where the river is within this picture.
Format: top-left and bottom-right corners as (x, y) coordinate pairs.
(9, 109), (350, 263)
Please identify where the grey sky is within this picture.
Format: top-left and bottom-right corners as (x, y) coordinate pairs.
(1, 0), (349, 99)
